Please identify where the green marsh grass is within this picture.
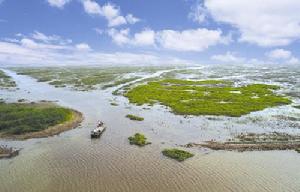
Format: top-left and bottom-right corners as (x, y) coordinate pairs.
(162, 148), (194, 161)
(125, 79), (291, 117)
(128, 133), (151, 146)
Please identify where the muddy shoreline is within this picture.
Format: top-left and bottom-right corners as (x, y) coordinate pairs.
(184, 132), (300, 152)
(186, 141), (300, 152)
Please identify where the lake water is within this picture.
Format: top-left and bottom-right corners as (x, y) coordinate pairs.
(0, 66), (300, 192)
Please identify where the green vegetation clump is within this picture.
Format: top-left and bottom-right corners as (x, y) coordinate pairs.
(125, 79), (291, 117)
(126, 114), (144, 121)
(128, 133), (151, 146)
(110, 102), (118, 106)
(0, 102), (73, 135)
(294, 105), (300, 109)
(162, 148), (194, 161)
(0, 70), (16, 88)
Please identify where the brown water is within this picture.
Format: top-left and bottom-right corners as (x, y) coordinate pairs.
(0, 68), (300, 192)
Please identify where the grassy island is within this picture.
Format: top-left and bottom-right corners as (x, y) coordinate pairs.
(125, 79), (291, 117)
(128, 133), (151, 146)
(162, 148), (194, 162)
(0, 70), (16, 88)
(126, 114), (144, 121)
(0, 102), (83, 139)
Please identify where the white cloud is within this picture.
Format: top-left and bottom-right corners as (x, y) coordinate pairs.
(20, 38), (39, 49)
(101, 3), (127, 27)
(156, 28), (225, 51)
(210, 50), (300, 65)
(107, 28), (155, 46)
(107, 28), (130, 45)
(47, 0), (71, 8)
(189, 2), (207, 24)
(133, 29), (155, 46)
(0, 32), (190, 66)
(211, 52), (245, 63)
(94, 28), (103, 35)
(108, 16), (127, 27)
(126, 14), (140, 24)
(266, 49), (292, 60)
(204, 0), (300, 46)
(82, 0), (101, 15)
(80, 1), (139, 27)
(107, 28), (227, 51)
(31, 31), (72, 44)
(265, 49), (299, 64)
(75, 43), (91, 51)
(287, 57), (299, 64)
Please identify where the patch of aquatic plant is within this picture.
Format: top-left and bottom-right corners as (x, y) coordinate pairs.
(0, 102), (73, 135)
(128, 133), (151, 146)
(162, 148), (194, 162)
(0, 70), (16, 89)
(125, 79), (291, 117)
(294, 105), (300, 109)
(110, 102), (118, 106)
(0, 145), (19, 159)
(126, 114), (144, 121)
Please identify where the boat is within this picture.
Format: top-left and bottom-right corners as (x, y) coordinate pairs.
(91, 121), (106, 138)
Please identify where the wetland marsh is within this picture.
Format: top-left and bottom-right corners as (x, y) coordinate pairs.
(0, 65), (300, 192)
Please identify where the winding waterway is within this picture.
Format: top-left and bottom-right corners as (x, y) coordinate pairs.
(0, 67), (300, 192)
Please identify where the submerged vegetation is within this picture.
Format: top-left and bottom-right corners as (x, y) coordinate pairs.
(162, 148), (194, 161)
(0, 70), (16, 89)
(0, 102), (82, 138)
(186, 132), (300, 152)
(125, 79), (291, 117)
(12, 66), (172, 91)
(126, 114), (144, 121)
(128, 133), (151, 146)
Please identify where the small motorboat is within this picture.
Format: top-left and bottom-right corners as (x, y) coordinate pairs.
(91, 121), (106, 138)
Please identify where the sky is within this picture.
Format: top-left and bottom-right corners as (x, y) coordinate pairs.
(0, 0), (300, 66)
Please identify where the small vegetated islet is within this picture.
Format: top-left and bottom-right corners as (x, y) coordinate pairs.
(126, 114), (144, 121)
(0, 102), (74, 135)
(128, 133), (151, 146)
(125, 78), (292, 117)
(0, 145), (19, 159)
(162, 148), (194, 162)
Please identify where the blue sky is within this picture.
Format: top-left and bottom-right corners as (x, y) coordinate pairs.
(0, 0), (299, 66)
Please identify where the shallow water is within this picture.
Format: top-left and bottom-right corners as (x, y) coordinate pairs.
(0, 66), (300, 192)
